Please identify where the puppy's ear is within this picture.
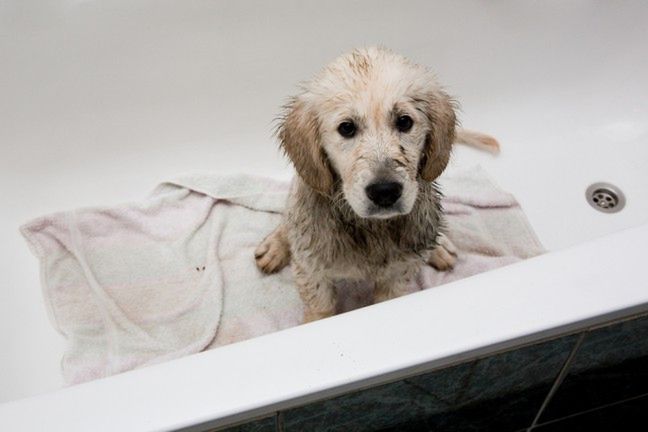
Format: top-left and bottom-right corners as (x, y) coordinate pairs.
(418, 89), (457, 182)
(278, 97), (334, 195)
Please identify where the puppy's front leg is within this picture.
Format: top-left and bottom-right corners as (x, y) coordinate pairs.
(293, 263), (336, 323)
(255, 223), (291, 274)
(427, 233), (458, 271)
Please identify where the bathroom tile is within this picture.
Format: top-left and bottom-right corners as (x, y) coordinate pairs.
(377, 384), (553, 432)
(411, 335), (576, 405)
(283, 379), (445, 432)
(217, 415), (276, 432)
(392, 335), (577, 432)
(534, 393), (648, 431)
(283, 335), (577, 432)
(540, 315), (648, 422)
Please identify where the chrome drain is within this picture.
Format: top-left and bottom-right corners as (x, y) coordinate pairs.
(586, 183), (625, 213)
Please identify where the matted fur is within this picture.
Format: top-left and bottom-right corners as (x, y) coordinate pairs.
(256, 47), (496, 322)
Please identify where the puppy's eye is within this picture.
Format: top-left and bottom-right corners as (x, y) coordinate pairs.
(395, 115), (413, 133)
(337, 121), (357, 138)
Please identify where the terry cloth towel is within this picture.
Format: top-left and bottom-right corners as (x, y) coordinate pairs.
(20, 166), (544, 385)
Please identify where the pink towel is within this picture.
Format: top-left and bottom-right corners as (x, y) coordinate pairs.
(20, 166), (544, 384)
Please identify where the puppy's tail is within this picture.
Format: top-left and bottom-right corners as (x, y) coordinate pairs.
(454, 129), (500, 155)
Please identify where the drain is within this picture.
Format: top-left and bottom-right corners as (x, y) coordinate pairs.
(586, 183), (625, 213)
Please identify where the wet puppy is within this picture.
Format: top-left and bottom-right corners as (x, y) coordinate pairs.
(255, 47), (498, 322)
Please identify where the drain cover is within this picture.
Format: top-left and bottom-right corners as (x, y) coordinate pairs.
(586, 183), (625, 213)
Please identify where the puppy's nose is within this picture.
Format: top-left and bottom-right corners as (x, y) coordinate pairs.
(365, 181), (403, 208)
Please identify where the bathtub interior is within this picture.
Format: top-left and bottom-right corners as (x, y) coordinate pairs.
(1, 0), (648, 410)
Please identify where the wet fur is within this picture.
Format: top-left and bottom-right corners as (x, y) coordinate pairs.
(255, 47), (495, 322)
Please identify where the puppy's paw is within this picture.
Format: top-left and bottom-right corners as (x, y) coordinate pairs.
(427, 234), (458, 271)
(254, 234), (290, 274)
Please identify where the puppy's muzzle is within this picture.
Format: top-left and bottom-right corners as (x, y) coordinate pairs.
(365, 181), (403, 208)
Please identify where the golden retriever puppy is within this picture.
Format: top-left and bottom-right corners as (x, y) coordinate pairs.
(255, 47), (498, 322)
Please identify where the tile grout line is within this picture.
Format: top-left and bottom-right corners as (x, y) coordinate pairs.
(527, 332), (586, 431)
(275, 411), (285, 432)
(530, 391), (648, 430)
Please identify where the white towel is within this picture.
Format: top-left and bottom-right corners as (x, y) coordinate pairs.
(20, 166), (544, 384)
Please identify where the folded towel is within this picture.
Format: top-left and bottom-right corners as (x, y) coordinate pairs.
(20, 166), (544, 384)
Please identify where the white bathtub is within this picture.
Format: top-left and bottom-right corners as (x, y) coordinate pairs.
(1, 0), (647, 430)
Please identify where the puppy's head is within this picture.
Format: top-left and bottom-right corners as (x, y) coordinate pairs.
(279, 47), (456, 219)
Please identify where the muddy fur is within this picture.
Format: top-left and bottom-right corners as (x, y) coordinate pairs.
(254, 47), (497, 322)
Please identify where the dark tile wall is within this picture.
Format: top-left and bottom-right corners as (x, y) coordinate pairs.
(280, 336), (576, 432)
(538, 315), (648, 422)
(213, 313), (648, 432)
(534, 394), (648, 432)
(395, 336), (577, 432)
(215, 415), (276, 432)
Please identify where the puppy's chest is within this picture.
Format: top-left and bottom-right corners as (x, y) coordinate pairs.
(325, 223), (423, 272)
